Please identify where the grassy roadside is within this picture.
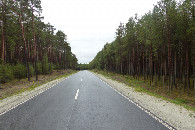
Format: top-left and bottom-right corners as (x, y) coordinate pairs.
(91, 69), (195, 112)
(0, 69), (77, 100)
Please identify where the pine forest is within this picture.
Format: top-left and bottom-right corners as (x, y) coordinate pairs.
(89, 0), (195, 97)
(0, 0), (78, 83)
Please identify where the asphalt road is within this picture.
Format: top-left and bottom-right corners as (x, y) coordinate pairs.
(0, 71), (168, 130)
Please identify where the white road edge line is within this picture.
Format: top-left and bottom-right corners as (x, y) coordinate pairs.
(90, 72), (175, 130)
(0, 75), (74, 116)
(75, 89), (79, 100)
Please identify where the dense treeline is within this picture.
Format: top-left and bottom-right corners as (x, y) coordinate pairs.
(0, 0), (78, 83)
(76, 64), (89, 70)
(90, 0), (195, 96)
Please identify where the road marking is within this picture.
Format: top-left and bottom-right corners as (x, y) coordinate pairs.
(75, 89), (79, 100)
(81, 78), (82, 82)
(0, 74), (75, 116)
(91, 72), (175, 130)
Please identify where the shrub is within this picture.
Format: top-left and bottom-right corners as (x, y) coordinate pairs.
(29, 64), (35, 77)
(13, 63), (26, 79)
(54, 63), (60, 70)
(42, 55), (50, 75)
(0, 64), (14, 83)
(50, 63), (54, 74)
(36, 62), (42, 75)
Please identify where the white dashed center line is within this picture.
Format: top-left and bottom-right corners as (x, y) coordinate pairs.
(81, 78), (82, 82)
(75, 89), (79, 100)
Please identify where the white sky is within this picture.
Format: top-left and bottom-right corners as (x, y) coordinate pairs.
(41, 0), (158, 64)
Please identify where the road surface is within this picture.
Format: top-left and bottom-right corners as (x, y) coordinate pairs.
(0, 71), (169, 130)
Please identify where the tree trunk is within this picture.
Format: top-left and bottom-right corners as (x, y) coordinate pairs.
(1, 4), (5, 64)
(194, 48), (195, 97)
(32, 7), (38, 80)
(179, 55), (183, 97)
(167, 28), (172, 93)
(64, 48), (66, 69)
(143, 44), (145, 80)
(128, 54), (130, 75)
(186, 41), (190, 95)
(174, 51), (177, 89)
(146, 51), (148, 79)
(164, 60), (167, 89)
(120, 63), (122, 74)
(150, 43), (153, 86)
(193, 39), (195, 97)
(24, 38), (30, 81)
(19, 10), (30, 81)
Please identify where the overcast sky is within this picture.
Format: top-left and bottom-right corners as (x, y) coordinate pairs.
(41, 0), (158, 64)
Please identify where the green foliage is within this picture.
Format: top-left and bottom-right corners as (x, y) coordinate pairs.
(0, 59), (3, 64)
(0, 64), (14, 83)
(12, 63), (26, 79)
(77, 64), (89, 70)
(29, 64), (35, 77)
(36, 62), (42, 75)
(42, 55), (50, 75)
(0, 0), (78, 83)
(52, 63), (58, 70)
(89, 0), (195, 97)
(50, 63), (54, 73)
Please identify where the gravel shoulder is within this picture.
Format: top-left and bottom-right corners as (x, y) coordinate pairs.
(92, 72), (195, 130)
(0, 75), (72, 115)
(0, 71), (194, 129)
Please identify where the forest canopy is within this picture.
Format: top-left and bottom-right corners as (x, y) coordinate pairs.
(0, 0), (78, 83)
(89, 0), (195, 96)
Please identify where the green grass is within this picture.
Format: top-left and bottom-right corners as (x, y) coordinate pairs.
(92, 69), (195, 112)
